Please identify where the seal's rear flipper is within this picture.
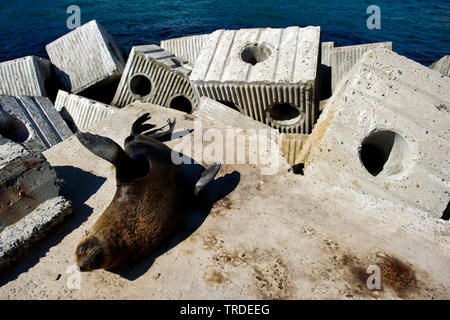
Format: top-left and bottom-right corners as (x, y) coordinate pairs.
(77, 132), (149, 183)
(131, 113), (156, 135)
(194, 163), (221, 196)
(145, 118), (176, 142)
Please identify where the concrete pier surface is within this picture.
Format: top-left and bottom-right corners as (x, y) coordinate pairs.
(0, 103), (448, 299)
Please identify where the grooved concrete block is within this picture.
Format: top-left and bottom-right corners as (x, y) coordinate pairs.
(301, 48), (450, 218)
(193, 97), (271, 130)
(111, 44), (199, 112)
(46, 20), (127, 94)
(161, 33), (211, 66)
(190, 27), (321, 134)
(55, 90), (118, 132)
(321, 41), (335, 68)
(331, 42), (392, 91)
(430, 55), (450, 77)
(0, 196), (72, 271)
(0, 95), (72, 152)
(0, 56), (55, 97)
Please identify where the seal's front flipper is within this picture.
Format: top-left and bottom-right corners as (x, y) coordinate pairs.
(131, 113), (156, 135)
(194, 163), (221, 196)
(77, 132), (149, 183)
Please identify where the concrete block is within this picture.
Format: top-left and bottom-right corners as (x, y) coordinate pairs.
(0, 56), (56, 98)
(0, 196), (72, 271)
(190, 27), (321, 134)
(279, 133), (309, 166)
(55, 90), (118, 132)
(112, 44), (199, 112)
(0, 137), (63, 231)
(430, 55), (450, 77)
(46, 20), (127, 94)
(4, 103), (448, 299)
(193, 97), (271, 130)
(321, 41), (335, 68)
(301, 48), (450, 218)
(160, 33), (211, 66)
(0, 95), (72, 152)
(331, 42), (392, 91)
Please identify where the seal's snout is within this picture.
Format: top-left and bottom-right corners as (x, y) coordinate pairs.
(75, 236), (105, 272)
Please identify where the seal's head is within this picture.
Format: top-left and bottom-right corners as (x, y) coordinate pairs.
(75, 236), (105, 271)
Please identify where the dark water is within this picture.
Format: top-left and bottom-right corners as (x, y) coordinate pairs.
(0, 0), (449, 66)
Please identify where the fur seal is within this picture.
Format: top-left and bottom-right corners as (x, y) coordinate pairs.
(74, 113), (220, 271)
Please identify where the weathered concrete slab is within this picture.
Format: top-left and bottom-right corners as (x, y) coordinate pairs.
(0, 95), (72, 152)
(321, 41), (335, 68)
(331, 41), (393, 91)
(160, 33), (211, 66)
(55, 90), (118, 132)
(193, 97), (272, 130)
(0, 56), (56, 98)
(0, 196), (72, 272)
(190, 27), (321, 133)
(300, 48), (450, 218)
(0, 136), (72, 272)
(112, 45), (199, 113)
(0, 103), (448, 299)
(46, 20), (127, 94)
(430, 55), (450, 77)
(0, 137), (62, 231)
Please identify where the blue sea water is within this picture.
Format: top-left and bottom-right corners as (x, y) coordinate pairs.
(0, 0), (449, 66)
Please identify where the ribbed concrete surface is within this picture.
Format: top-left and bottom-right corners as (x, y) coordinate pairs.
(0, 95), (72, 152)
(279, 133), (308, 166)
(46, 20), (127, 94)
(55, 91), (118, 132)
(331, 42), (392, 91)
(0, 56), (53, 97)
(112, 44), (199, 111)
(430, 55), (450, 77)
(193, 97), (272, 130)
(190, 27), (320, 133)
(321, 41), (335, 68)
(161, 33), (211, 66)
(302, 48), (450, 218)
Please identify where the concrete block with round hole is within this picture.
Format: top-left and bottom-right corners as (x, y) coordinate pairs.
(190, 27), (321, 134)
(0, 95), (72, 152)
(111, 44), (199, 113)
(0, 56), (58, 99)
(299, 48), (450, 218)
(46, 20), (127, 94)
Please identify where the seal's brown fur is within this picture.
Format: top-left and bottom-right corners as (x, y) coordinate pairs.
(74, 117), (217, 271)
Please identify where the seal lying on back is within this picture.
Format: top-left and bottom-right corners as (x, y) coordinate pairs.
(75, 113), (220, 271)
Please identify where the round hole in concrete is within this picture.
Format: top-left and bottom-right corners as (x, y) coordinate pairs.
(129, 74), (152, 97)
(269, 103), (301, 125)
(169, 95), (192, 113)
(359, 130), (410, 177)
(0, 112), (29, 143)
(241, 43), (271, 66)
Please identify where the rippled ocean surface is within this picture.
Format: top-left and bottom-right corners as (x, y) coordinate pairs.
(0, 0), (449, 65)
